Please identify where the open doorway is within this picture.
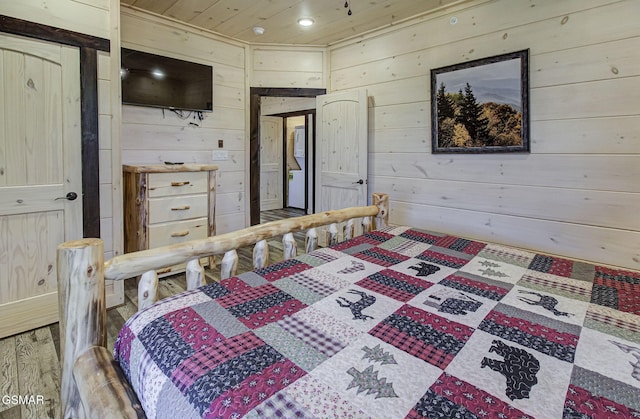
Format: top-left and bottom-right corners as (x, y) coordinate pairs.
(259, 111), (315, 214)
(250, 88), (325, 225)
(285, 115), (308, 211)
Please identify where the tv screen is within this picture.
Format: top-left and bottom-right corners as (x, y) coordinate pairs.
(121, 48), (213, 112)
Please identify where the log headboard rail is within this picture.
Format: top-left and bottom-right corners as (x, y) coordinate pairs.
(57, 193), (388, 418)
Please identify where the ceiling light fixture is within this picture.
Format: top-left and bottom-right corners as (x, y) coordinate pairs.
(253, 26), (265, 35)
(344, 0), (352, 16)
(297, 17), (314, 27)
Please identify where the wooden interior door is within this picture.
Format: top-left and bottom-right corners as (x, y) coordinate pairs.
(0, 33), (82, 338)
(316, 89), (368, 244)
(316, 89), (368, 203)
(260, 115), (284, 211)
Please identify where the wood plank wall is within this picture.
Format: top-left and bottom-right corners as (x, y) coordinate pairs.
(328, 0), (640, 270)
(0, 0), (110, 39)
(119, 7), (247, 235)
(97, 49), (124, 306)
(1, 0), (124, 305)
(250, 46), (326, 89)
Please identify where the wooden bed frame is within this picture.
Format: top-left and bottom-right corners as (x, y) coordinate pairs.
(57, 193), (389, 418)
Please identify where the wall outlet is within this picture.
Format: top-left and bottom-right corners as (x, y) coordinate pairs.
(211, 150), (229, 161)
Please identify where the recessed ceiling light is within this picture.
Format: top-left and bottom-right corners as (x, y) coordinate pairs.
(151, 69), (165, 79)
(297, 17), (314, 27)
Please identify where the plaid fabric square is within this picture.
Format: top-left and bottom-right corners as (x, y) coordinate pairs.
(230, 293), (307, 329)
(332, 234), (386, 251)
(370, 322), (455, 369)
(356, 269), (433, 302)
(295, 250), (340, 267)
(528, 254), (575, 277)
(255, 259), (313, 282)
(252, 391), (308, 418)
(277, 315), (346, 357)
(171, 331), (264, 391)
(591, 266), (640, 315)
(416, 249), (470, 269)
(378, 236), (431, 257)
(407, 373), (532, 419)
(353, 247), (410, 267)
(369, 305), (473, 369)
(216, 283), (282, 308)
(400, 229), (443, 244)
(440, 273), (511, 301)
(287, 272), (338, 297)
(434, 236), (486, 255)
(362, 231), (395, 243)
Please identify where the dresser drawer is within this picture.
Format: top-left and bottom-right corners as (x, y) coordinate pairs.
(148, 194), (208, 224)
(148, 171), (208, 197)
(148, 218), (208, 248)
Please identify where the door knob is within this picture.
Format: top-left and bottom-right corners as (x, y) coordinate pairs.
(56, 192), (78, 201)
(353, 179), (364, 185)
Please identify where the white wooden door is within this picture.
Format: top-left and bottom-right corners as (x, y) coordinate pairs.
(0, 34), (82, 338)
(316, 89), (368, 211)
(260, 115), (283, 211)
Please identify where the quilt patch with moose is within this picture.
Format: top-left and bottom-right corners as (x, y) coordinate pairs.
(114, 226), (640, 418)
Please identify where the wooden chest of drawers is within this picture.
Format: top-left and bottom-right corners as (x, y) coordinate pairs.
(123, 164), (218, 277)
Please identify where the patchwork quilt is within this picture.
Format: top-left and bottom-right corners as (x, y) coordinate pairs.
(114, 226), (640, 418)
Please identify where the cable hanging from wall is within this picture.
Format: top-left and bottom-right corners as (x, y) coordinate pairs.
(161, 109), (205, 126)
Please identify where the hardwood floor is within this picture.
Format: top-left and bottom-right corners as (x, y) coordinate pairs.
(0, 208), (307, 418)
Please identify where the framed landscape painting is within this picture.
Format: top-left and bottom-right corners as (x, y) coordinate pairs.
(431, 49), (529, 153)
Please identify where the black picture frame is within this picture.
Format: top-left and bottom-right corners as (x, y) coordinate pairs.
(431, 49), (529, 153)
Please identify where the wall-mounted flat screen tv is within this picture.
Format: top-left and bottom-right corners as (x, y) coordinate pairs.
(121, 48), (213, 112)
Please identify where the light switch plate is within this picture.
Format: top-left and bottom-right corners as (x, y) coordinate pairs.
(211, 150), (229, 161)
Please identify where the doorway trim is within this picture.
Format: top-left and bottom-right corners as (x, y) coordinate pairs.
(250, 87), (325, 225)
(269, 110), (315, 213)
(0, 14), (109, 238)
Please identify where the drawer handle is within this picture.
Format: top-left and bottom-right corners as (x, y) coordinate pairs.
(171, 205), (191, 211)
(170, 230), (190, 237)
(171, 181), (190, 187)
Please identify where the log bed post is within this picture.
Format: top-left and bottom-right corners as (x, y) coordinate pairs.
(73, 346), (144, 417)
(253, 239), (269, 269)
(186, 259), (206, 290)
(58, 238), (106, 419)
(344, 219), (355, 241)
(283, 232), (297, 260)
(362, 216), (372, 233)
(220, 250), (238, 280)
(373, 192), (389, 229)
(137, 270), (158, 311)
(328, 223), (338, 246)
(305, 228), (318, 253)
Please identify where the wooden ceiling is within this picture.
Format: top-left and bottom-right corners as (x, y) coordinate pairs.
(121, 0), (461, 45)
